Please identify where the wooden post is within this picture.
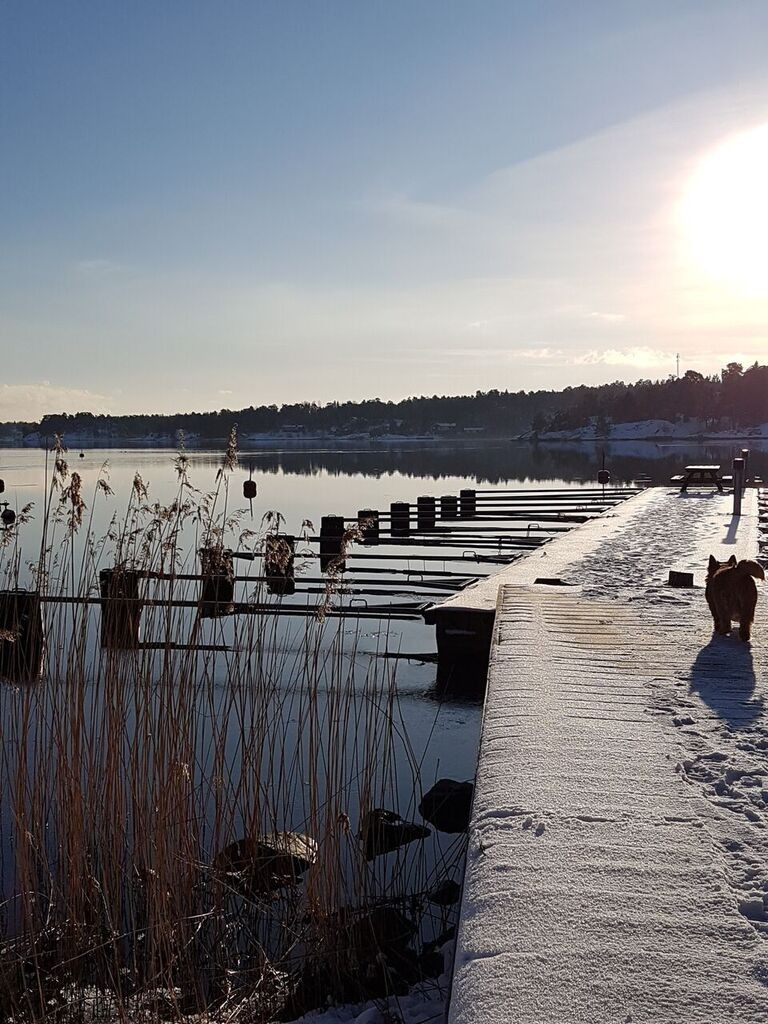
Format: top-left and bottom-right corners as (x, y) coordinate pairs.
(357, 509), (380, 541)
(460, 489), (477, 518)
(100, 568), (143, 647)
(199, 547), (236, 617)
(264, 534), (295, 595)
(390, 501), (411, 536)
(320, 515), (345, 572)
(441, 495), (458, 519)
(741, 449), (749, 492)
(733, 457), (744, 517)
(0, 590), (44, 683)
(416, 496), (436, 530)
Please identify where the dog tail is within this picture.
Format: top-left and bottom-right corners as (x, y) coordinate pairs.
(736, 559), (766, 581)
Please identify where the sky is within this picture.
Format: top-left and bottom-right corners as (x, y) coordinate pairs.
(1, 0), (768, 419)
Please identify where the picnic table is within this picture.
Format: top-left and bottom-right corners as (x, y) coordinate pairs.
(670, 465), (724, 492)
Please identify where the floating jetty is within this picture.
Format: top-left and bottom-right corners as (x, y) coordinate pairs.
(448, 484), (768, 1023)
(0, 485), (639, 673)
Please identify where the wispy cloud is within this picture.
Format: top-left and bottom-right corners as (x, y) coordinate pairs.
(573, 346), (674, 369)
(352, 192), (469, 230)
(0, 383), (112, 422)
(72, 258), (124, 277)
(588, 311), (627, 323)
(517, 347), (566, 360)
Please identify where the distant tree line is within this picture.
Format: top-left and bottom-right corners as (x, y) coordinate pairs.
(1, 362), (766, 442)
(541, 362), (768, 433)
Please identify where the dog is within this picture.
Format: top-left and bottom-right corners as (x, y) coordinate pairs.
(705, 554), (765, 641)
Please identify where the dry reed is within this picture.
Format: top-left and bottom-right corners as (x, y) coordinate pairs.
(0, 438), (464, 1023)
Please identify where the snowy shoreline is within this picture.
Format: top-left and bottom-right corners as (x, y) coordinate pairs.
(528, 417), (768, 443)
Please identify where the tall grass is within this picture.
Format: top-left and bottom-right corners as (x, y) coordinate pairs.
(0, 439), (463, 1022)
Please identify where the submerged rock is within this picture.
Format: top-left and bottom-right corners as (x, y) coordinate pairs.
(213, 831), (317, 894)
(427, 877), (462, 906)
(358, 808), (430, 860)
(283, 904), (419, 1015)
(419, 779), (474, 833)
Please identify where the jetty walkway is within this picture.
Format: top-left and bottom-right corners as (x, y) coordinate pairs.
(448, 487), (768, 1023)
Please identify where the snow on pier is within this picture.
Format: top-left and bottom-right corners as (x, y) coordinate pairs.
(450, 488), (768, 1023)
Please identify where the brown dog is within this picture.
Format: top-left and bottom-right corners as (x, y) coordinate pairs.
(705, 554), (765, 641)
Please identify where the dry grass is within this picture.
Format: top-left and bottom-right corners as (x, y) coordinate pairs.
(0, 437), (463, 1022)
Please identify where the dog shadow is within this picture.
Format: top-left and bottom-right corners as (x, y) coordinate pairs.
(688, 633), (763, 728)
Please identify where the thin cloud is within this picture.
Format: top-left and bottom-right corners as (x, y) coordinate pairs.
(0, 383), (112, 422)
(353, 192), (469, 229)
(73, 259), (123, 277)
(573, 347), (674, 369)
(588, 311), (627, 323)
(517, 347), (566, 360)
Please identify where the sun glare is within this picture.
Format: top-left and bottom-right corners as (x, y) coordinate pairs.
(680, 122), (768, 297)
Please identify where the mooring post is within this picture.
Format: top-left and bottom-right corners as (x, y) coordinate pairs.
(357, 508), (380, 541)
(732, 457), (744, 517)
(0, 590), (44, 683)
(460, 489), (477, 518)
(390, 501), (411, 536)
(441, 495), (458, 519)
(416, 496), (436, 530)
(264, 534), (296, 596)
(100, 568), (143, 648)
(741, 449), (749, 492)
(199, 547), (236, 617)
(320, 515), (346, 572)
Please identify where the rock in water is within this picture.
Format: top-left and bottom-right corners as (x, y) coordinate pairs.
(427, 878), (462, 906)
(358, 808), (430, 860)
(419, 779), (474, 833)
(213, 831), (317, 894)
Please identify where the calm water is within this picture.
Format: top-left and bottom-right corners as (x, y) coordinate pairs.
(0, 438), (763, 924)
(0, 436), (762, 762)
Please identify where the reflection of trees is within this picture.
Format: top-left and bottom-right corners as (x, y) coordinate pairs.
(227, 441), (768, 486)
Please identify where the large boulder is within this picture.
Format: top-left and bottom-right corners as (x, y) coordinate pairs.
(213, 831), (317, 894)
(419, 779), (474, 833)
(358, 808), (430, 860)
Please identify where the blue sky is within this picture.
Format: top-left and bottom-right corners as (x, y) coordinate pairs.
(2, 1), (768, 418)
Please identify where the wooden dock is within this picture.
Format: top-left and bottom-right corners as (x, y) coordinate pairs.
(448, 488), (768, 1023)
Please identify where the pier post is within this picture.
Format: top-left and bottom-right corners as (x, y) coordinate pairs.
(441, 495), (458, 519)
(423, 604), (495, 697)
(416, 496), (436, 530)
(390, 502), (411, 536)
(100, 568), (143, 648)
(0, 590), (44, 683)
(741, 449), (749, 492)
(264, 534), (295, 595)
(320, 515), (346, 572)
(460, 489), (477, 518)
(199, 547), (236, 617)
(732, 457), (744, 517)
(357, 509), (380, 541)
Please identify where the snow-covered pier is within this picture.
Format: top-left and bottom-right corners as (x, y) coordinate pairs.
(449, 487), (768, 1023)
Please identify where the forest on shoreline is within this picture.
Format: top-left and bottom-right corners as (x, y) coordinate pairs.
(2, 362), (766, 443)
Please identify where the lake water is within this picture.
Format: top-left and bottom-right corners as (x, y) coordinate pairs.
(0, 437), (763, 955)
(0, 436), (762, 785)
